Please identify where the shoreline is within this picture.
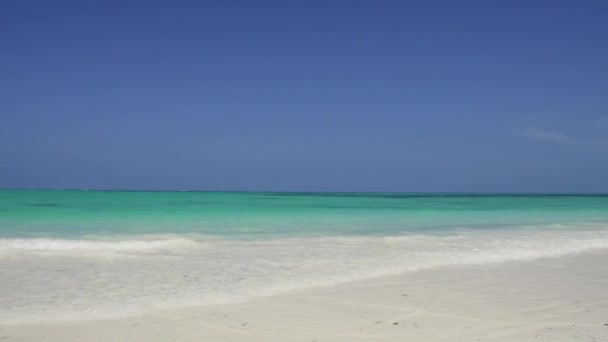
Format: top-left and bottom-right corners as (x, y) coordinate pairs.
(2, 249), (608, 341)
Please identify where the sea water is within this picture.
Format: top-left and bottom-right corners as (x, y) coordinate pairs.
(1, 190), (608, 323)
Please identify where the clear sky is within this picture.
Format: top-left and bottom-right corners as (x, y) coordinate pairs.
(1, 1), (607, 192)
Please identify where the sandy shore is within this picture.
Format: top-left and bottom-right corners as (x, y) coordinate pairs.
(2, 249), (608, 341)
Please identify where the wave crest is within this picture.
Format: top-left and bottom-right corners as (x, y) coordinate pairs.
(0, 237), (198, 253)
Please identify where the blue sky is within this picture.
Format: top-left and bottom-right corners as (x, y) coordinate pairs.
(1, 1), (607, 192)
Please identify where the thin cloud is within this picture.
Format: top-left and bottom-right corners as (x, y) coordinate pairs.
(597, 116), (608, 128)
(517, 127), (608, 150)
(520, 127), (580, 144)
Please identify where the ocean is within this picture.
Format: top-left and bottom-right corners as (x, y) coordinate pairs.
(1, 190), (608, 323)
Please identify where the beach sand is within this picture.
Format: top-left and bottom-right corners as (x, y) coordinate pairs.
(2, 249), (607, 341)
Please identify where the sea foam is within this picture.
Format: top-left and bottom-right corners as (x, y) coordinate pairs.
(0, 237), (198, 253)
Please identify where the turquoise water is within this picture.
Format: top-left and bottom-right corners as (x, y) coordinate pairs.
(2, 190), (608, 323)
(2, 190), (608, 237)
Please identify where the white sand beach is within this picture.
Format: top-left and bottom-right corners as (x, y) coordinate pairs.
(2, 249), (607, 342)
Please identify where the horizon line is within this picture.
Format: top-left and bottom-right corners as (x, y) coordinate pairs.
(1, 187), (608, 195)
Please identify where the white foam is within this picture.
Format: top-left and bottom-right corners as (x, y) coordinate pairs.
(0, 237), (199, 253)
